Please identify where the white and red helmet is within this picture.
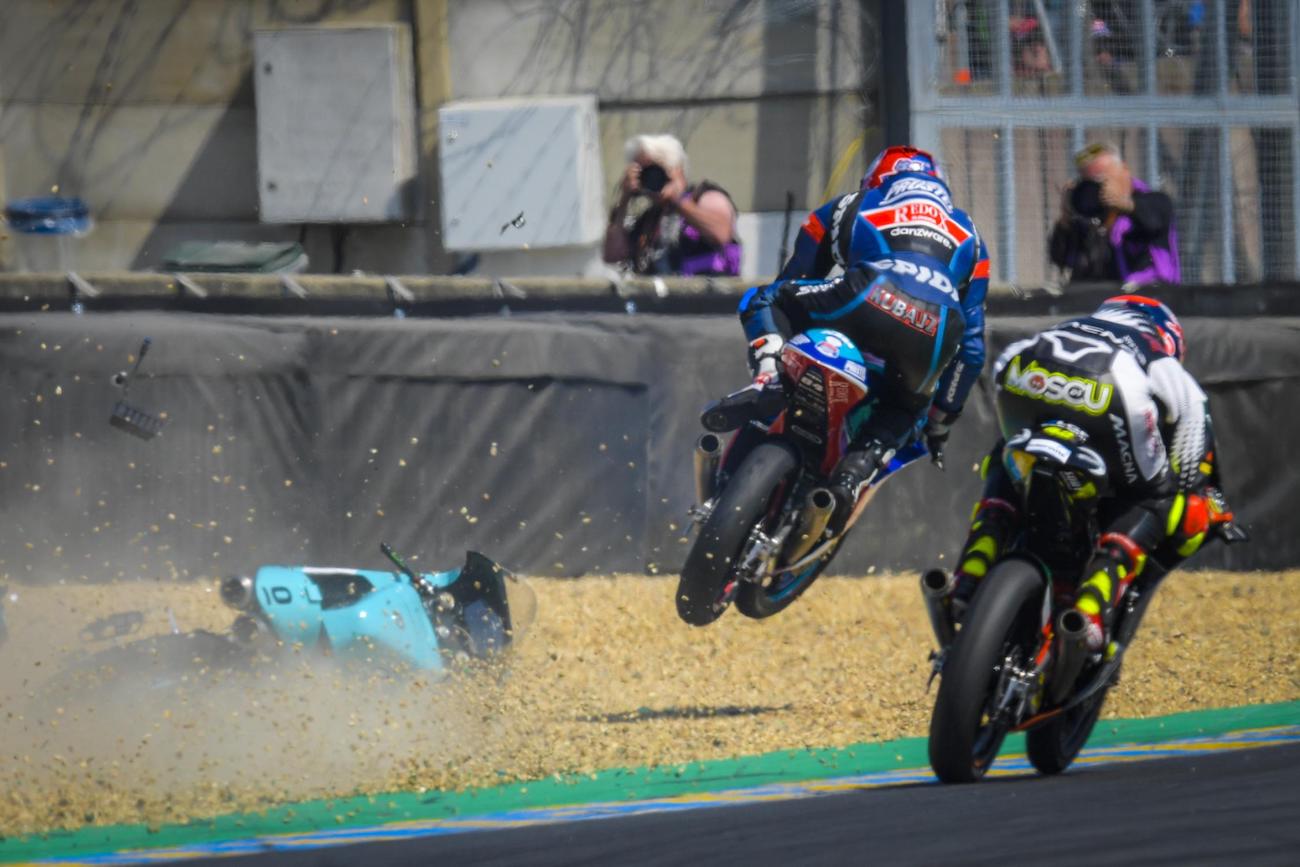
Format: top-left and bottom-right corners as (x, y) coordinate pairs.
(861, 145), (946, 191)
(1097, 294), (1186, 362)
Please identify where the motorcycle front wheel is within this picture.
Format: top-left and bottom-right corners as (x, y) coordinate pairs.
(676, 441), (798, 626)
(928, 558), (1044, 783)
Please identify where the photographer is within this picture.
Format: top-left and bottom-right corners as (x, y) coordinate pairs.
(603, 134), (741, 276)
(1050, 143), (1180, 288)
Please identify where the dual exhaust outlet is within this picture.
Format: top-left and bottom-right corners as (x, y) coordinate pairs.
(920, 566), (1093, 704)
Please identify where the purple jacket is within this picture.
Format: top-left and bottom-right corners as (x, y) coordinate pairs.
(1110, 178), (1181, 285)
(627, 181), (742, 277)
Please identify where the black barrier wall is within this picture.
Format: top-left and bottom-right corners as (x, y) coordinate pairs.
(1, 311), (1296, 582)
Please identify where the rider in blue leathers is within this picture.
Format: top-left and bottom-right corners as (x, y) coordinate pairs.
(703, 146), (991, 530)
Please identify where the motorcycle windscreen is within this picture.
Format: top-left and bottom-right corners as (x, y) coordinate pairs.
(451, 552), (536, 655)
(785, 329), (882, 388)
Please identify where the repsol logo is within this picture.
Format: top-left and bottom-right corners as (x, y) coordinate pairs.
(1004, 358), (1113, 415)
(867, 284), (939, 336)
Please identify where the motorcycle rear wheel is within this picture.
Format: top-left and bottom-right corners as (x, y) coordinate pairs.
(928, 558), (1044, 783)
(676, 441), (798, 626)
(1026, 684), (1109, 775)
(735, 540), (840, 619)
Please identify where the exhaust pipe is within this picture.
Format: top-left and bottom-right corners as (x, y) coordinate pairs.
(231, 613), (271, 645)
(1049, 609), (1090, 705)
(784, 487), (836, 564)
(220, 575), (255, 611)
(921, 568), (957, 648)
(693, 433), (724, 504)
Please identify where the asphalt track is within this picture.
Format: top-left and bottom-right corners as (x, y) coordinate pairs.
(174, 740), (1300, 867)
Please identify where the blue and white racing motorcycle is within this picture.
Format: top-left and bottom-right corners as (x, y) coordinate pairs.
(219, 544), (531, 671)
(52, 544), (533, 700)
(679, 327), (931, 626)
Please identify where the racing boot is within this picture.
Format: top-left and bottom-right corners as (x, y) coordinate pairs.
(826, 443), (890, 536)
(1201, 486), (1248, 543)
(701, 375), (785, 433)
(1075, 532), (1147, 656)
(947, 496), (1020, 621)
(701, 334), (787, 433)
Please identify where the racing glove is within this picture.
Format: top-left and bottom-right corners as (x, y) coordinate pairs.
(924, 405), (957, 469)
(747, 333), (785, 385)
(701, 334), (786, 433)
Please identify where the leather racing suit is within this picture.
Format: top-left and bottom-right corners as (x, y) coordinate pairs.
(710, 172), (991, 525)
(950, 309), (1233, 651)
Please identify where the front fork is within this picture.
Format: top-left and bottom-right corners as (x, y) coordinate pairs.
(923, 562), (1057, 723)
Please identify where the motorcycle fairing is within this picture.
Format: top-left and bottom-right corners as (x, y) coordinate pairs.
(253, 565), (447, 671)
(1003, 426), (1109, 497)
(782, 329), (879, 476)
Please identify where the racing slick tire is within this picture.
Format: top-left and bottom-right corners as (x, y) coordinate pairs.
(929, 558), (1045, 783)
(677, 441), (798, 626)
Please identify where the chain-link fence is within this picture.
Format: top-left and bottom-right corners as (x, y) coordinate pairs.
(913, 0), (1299, 286)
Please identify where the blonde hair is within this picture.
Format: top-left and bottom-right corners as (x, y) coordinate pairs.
(625, 134), (688, 172)
(1074, 142), (1121, 171)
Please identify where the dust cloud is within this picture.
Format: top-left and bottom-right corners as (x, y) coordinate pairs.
(1, 569), (1297, 837)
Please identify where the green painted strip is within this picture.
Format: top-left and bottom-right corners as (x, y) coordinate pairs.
(3, 699), (1297, 865)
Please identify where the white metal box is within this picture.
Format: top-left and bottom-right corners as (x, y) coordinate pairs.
(253, 25), (417, 223)
(438, 96), (604, 251)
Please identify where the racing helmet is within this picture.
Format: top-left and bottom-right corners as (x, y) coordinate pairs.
(861, 145), (946, 191)
(1097, 294), (1185, 361)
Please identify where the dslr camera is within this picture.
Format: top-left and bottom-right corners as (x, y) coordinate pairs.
(639, 163), (669, 194)
(1068, 179), (1107, 220)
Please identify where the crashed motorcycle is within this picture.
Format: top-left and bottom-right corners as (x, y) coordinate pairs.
(51, 545), (533, 700)
(677, 328), (929, 626)
(922, 422), (1246, 782)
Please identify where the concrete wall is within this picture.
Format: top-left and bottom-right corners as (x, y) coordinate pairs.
(0, 0), (883, 278)
(0, 0), (442, 275)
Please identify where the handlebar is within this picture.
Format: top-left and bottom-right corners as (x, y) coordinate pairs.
(380, 541), (424, 583)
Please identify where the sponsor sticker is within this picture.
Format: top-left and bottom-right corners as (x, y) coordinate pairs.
(866, 282), (940, 336)
(1004, 357), (1114, 415)
(885, 224), (957, 252)
(881, 177), (954, 210)
(794, 279), (837, 297)
(816, 334), (843, 358)
(864, 204), (972, 246)
(1027, 438), (1073, 463)
(1110, 413), (1138, 483)
(870, 257), (958, 301)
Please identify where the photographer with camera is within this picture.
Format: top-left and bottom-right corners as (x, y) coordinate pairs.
(603, 134), (741, 276)
(1049, 142), (1180, 288)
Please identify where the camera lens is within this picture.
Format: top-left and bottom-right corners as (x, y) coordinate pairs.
(640, 164), (669, 194)
(1070, 180), (1105, 218)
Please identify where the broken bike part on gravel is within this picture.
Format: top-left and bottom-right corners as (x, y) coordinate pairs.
(109, 337), (165, 440)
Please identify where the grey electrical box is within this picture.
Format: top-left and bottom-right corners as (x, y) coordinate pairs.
(254, 25), (417, 223)
(438, 95), (604, 251)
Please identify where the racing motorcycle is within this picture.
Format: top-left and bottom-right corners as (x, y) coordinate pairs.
(922, 422), (1246, 782)
(219, 543), (532, 670)
(48, 544), (533, 702)
(677, 328), (929, 626)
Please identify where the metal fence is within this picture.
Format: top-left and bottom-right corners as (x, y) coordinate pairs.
(910, 0), (1299, 286)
